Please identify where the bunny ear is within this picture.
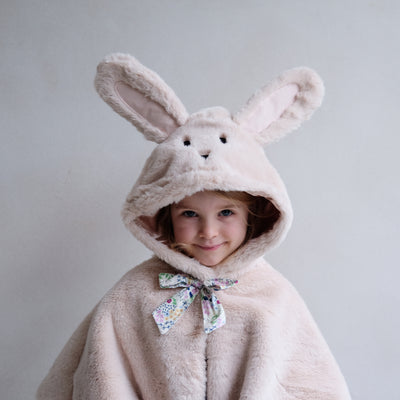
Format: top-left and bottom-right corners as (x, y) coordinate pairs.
(233, 68), (324, 145)
(94, 53), (189, 143)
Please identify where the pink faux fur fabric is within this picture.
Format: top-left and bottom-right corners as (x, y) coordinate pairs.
(37, 258), (350, 399)
(37, 54), (351, 399)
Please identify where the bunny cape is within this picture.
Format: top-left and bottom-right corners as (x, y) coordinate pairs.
(37, 54), (351, 399)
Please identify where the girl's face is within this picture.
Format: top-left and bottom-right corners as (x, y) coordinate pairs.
(170, 191), (248, 267)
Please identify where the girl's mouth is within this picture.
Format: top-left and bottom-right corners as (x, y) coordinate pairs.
(196, 243), (224, 251)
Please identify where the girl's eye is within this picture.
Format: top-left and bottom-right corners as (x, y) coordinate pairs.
(220, 209), (233, 217)
(182, 210), (197, 218)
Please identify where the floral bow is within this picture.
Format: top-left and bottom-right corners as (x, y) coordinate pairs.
(152, 273), (238, 334)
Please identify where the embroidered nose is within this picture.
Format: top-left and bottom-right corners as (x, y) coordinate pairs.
(201, 154), (209, 159)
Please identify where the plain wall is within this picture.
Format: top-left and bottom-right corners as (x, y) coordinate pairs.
(1, 1), (399, 398)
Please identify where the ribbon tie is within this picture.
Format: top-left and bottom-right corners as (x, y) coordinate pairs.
(152, 273), (238, 334)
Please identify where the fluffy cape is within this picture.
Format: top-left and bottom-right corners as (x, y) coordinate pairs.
(37, 258), (350, 399)
(37, 54), (351, 399)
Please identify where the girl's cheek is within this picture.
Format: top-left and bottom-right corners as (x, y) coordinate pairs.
(178, 220), (195, 230)
(175, 223), (196, 237)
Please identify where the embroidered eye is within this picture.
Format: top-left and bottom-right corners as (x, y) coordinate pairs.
(183, 139), (191, 146)
(219, 136), (227, 144)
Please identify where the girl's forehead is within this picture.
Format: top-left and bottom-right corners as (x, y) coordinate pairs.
(174, 191), (244, 209)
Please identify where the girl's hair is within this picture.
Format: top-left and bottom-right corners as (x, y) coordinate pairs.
(155, 191), (281, 249)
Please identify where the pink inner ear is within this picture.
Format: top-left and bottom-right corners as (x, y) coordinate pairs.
(244, 83), (299, 133)
(115, 82), (179, 135)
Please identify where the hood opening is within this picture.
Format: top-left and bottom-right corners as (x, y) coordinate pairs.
(138, 191), (281, 261)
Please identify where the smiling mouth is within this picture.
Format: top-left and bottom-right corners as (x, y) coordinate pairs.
(196, 243), (224, 251)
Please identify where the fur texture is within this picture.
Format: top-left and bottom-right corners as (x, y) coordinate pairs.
(37, 258), (351, 399)
(95, 53), (189, 142)
(37, 54), (350, 399)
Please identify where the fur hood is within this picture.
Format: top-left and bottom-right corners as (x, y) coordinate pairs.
(94, 53), (324, 281)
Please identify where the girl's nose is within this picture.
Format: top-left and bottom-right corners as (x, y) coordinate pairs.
(199, 219), (218, 239)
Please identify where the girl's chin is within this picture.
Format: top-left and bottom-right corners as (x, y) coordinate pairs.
(192, 251), (229, 268)
(174, 244), (234, 268)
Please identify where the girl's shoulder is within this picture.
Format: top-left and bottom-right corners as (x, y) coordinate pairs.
(238, 257), (308, 304)
(119, 256), (172, 284)
(97, 257), (173, 309)
(240, 257), (294, 288)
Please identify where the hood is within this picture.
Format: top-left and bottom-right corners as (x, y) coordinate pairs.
(94, 53), (324, 281)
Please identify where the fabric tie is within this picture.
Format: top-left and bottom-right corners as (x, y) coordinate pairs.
(152, 273), (238, 334)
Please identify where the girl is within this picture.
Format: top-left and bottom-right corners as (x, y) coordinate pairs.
(156, 190), (279, 267)
(37, 54), (351, 399)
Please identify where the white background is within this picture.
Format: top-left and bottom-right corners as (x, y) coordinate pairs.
(2, 1), (399, 399)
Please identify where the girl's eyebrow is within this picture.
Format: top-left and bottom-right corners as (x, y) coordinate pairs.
(220, 203), (240, 209)
(173, 203), (240, 210)
(173, 203), (193, 210)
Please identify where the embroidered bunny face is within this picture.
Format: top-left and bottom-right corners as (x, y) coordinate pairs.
(142, 108), (266, 187)
(94, 53), (324, 278)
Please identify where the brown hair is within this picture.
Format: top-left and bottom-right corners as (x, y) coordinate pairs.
(155, 191), (280, 248)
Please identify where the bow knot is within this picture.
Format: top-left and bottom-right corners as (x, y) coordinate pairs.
(152, 273), (238, 334)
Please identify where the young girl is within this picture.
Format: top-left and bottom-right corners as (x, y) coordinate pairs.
(37, 54), (351, 399)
